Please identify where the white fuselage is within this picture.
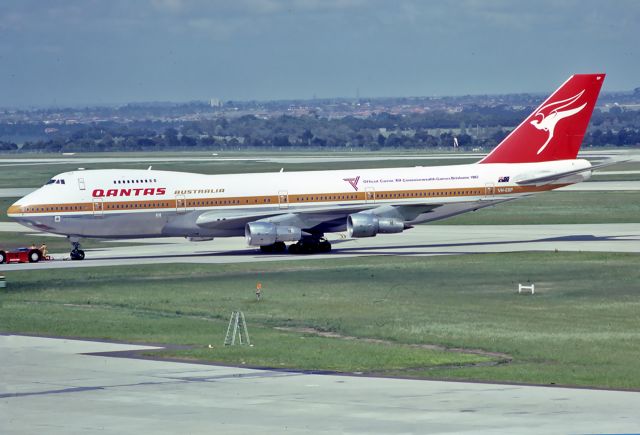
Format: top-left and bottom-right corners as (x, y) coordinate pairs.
(8, 159), (592, 240)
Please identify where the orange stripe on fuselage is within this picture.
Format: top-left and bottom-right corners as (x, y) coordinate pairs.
(7, 184), (568, 216)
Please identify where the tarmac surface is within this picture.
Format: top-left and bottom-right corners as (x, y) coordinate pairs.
(2, 335), (639, 435)
(1, 222), (639, 271)
(0, 149), (637, 166)
(558, 180), (640, 191)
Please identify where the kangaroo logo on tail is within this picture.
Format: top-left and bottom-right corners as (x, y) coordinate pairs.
(530, 90), (587, 155)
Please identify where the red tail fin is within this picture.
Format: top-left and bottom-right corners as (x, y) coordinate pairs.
(479, 74), (605, 164)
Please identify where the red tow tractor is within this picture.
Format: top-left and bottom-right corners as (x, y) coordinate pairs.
(0, 248), (50, 264)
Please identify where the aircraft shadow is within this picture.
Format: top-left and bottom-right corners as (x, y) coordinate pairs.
(82, 233), (638, 262)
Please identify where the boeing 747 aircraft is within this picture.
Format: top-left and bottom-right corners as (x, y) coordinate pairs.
(6, 74), (609, 260)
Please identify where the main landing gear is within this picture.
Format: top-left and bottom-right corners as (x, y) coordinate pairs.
(259, 241), (287, 253)
(258, 237), (332, 255)
(288, 237), (331, 254)
(69, 240), (85, 261)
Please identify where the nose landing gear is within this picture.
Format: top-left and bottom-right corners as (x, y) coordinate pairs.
(69, 240), (85, 261)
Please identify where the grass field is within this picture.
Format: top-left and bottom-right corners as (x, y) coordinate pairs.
(1, 150), (639, 389)
(437, 191), (640, 225)
(2, 252), (640, 389)
(0, 197), (16, 221)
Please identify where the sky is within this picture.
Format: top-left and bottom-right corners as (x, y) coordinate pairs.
(1, 0), (639, 107)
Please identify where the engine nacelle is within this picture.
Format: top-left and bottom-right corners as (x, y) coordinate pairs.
(347, 213), (378, 238)
(377, 218), (404, 234)
(245, 222), (301, 246)
(347, 213), (404, 238)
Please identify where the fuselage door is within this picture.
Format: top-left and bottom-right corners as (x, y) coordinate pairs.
(78, 177), (86, 191)
(176, 194), (187, 214)
(92, 198), (104, 217)
(365, 187), (376, 204)
(484, 183), (495, 198)
(278, 190), (289, 209)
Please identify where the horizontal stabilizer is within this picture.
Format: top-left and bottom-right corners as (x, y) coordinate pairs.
(515, 159), (628, 185)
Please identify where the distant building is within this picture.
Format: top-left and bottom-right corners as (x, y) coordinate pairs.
(209, 98), (223, 108)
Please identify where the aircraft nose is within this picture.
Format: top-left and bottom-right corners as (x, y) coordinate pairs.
(7, 200), (23, 218)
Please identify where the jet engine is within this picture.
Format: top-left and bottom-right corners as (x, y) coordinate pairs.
(245, 221), (301, 246)
(346, 213), (404, 238)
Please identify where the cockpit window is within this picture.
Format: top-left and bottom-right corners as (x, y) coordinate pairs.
(44, 179), (65, 186)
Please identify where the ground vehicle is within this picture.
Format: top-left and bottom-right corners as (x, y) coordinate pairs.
(0, 248), (46, 264)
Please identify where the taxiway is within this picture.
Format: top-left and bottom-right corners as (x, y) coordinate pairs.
(1, 335), (638, 434)
(1, 222), (638, 271)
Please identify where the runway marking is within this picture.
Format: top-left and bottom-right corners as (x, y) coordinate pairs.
(0, 386), (104, 399)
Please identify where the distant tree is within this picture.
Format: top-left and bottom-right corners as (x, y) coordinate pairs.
(311, 136), (326, 147)
(137, 138), (156, 148)
(300, 129), (313, 145)
(609, 106), (623, 116)
(490, 129), (509, 143)
(180, 135), (197, 147)
(457, 133), (473, 146)
(273, 135), (291, 147)
(198, 136), (217, 147)
(164, 128), (180, 147)
(0, 141), (18, 151)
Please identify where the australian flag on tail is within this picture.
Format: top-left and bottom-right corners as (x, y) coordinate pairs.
(498, 176), (510, 183)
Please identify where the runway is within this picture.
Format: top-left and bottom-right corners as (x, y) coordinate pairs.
(1, 223), (639, 271)
(1, 335), (638, 435)
(0, 149), (637, 167)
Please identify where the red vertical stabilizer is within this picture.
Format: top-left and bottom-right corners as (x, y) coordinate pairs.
(479, 74), (605, 164)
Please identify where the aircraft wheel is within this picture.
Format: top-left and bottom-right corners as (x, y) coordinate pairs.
(28, 249), (41, 263)
(298, 239), (317, 254)
(260, 242), (287, 253)
(319, 240), (332, 253)
(288, 238), (330, 255)
(71, 249), (85, 260)
(0, 250), (6, 264)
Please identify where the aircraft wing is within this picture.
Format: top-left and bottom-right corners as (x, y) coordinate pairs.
(195, 201), (443, 233)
